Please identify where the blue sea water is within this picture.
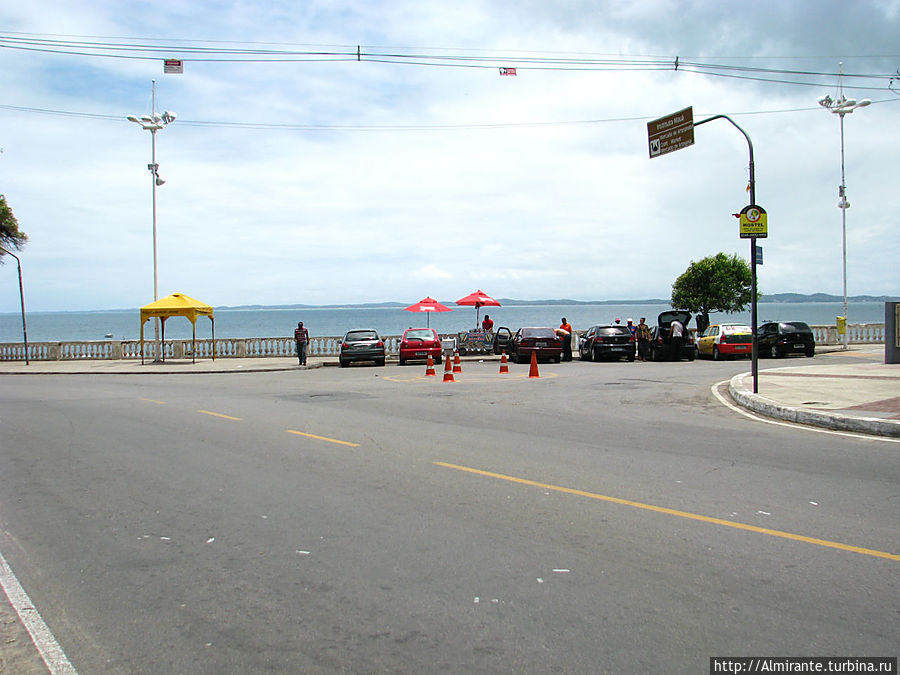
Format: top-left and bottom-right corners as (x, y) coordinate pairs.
(0, 302), (890, 343)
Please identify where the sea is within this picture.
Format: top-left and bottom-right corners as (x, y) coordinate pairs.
(0, 302), (891, 343)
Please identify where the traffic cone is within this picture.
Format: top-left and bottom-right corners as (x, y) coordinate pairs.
(425, 353), (436, 376)
(528, 350), (540, 378)
(452, 350), (462, 374)
(443, 355), (455, 382)
(499, 351), (509, 374)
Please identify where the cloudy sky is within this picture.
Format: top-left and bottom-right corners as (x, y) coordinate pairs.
(1, 0), (898, 312)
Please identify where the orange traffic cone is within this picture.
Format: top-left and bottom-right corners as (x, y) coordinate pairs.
(528, 350), (540, 378)
(452, 350), (462, 374)
(499, 351), (509, 374)
(443, 354), (455, 382)
(425, 353), (436, 376)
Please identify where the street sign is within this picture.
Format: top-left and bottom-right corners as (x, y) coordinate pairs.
(164, 59), (183, 74)
(756, 245), (763, 264)
(739, 204), (768, 239)
(647, 106), (694, 158)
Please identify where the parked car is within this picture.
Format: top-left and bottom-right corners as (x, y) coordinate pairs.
(339, 329), (386, 367)
(757, 321), (815, 358)
(648, 310), (695, 361)
(697, 324), (752, 360)
(504, 326), (562, 364)
(398, 327), (442, 365)
(492, 326), (513, 355)
(579, 324), (636, 362)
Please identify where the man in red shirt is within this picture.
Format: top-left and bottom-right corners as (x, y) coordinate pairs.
(294, 321), (309, 365)
(559, 318), (573, 361)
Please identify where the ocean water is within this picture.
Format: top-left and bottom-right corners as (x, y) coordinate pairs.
(0, 302), (891, 343)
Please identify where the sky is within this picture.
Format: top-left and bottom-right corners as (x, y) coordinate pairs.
(1, 0), (898, 312)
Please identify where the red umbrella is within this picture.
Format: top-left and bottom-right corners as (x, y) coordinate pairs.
(456, 289), (501, 328)
(403, 296), (452, 328)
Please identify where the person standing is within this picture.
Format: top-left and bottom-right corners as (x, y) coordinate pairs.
(670, 317), (684, 360)
(626, 318), (636, 336)
(294, 321), (309, 366)
(559, 317), (573, 362)
(635, 317), (651, 361)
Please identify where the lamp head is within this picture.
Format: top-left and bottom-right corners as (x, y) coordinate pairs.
(161, 111), (177, 124)
(155, 175), (166, 186)
(817, 95), (832, 107)
(127, 114), (141, 123)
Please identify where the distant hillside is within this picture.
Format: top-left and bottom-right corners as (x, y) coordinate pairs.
(764, 293), (897, 303)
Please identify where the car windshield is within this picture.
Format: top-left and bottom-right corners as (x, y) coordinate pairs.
(597, 327), (630, 336)
(404, 329), (435, 341)
(780, 322), (811, 333)
(346, 330), (378, 341)
(522, 327), (556, 339)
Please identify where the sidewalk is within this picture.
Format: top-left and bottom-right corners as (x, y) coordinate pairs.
(728, 345), (900, 438)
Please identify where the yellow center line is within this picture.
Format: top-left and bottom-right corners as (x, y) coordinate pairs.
(286, 429), (360, 447)
(198, 410), (243, 421)
(140, 398), (166, 405)
(434, 461), (899, 562)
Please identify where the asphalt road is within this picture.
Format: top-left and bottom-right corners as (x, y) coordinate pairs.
(1, 354), (897, 673)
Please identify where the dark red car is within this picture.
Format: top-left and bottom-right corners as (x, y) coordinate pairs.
(398, 328), (442, 365)
(497, 326), (562, 364)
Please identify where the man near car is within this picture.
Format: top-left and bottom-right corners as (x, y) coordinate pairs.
(559, 318), (573, 361)
(635, 317), (651, 361)
(294, 321), (309, 366)
(670, 317), (684, 359)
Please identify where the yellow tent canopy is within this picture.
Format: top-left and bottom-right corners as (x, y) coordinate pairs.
(140, 293), (215, 364)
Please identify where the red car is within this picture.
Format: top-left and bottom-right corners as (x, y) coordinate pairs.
(398, 328), (442, 365)
(499, 326), (562, 364)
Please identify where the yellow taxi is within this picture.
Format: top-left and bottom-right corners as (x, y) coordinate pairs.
(697, 324), (752, 360)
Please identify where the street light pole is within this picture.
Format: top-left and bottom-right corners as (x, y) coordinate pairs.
(818, 63), (870, 351)
(0, 245), (29, 364)
(128, 80), (176, 361)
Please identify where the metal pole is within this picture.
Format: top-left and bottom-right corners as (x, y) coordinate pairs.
(839, 112), (849, 350)
(151, 126), (161, 360)
(0, 246), (28, 364)
(695, 114), (759, 393)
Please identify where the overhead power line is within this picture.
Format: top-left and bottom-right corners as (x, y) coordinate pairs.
(0, 32), (896, 90)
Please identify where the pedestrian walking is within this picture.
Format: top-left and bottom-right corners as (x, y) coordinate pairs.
(559, 317), (573, 362)
(635, 317), (651, 361)
(294, 321), (309, 365)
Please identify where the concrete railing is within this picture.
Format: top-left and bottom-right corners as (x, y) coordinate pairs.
(0, 324), (886, 362)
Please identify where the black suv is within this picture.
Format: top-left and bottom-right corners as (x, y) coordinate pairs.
(648, 310), (695, 361)
(579, 325), (636, 362)
(757, 321), (815, 358)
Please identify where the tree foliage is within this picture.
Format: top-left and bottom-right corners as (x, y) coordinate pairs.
(0, 194), (28, 260)
(670, 252), (754, 328)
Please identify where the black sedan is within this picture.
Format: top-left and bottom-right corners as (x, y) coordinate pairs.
(648, 310), (695, 362)
(579, 325), (636, 362)
(339, 329), (386, 367)
(757, 321), (815, 358)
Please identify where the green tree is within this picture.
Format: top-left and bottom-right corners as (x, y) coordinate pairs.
(0, 194), (28, 259)
(670, 252), (754, 331)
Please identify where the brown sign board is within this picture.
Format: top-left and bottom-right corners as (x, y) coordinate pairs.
(647, 106), (694, 158)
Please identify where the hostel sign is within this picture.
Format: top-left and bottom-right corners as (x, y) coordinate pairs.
(739, 204), (768, 239)
(647, 106), (694, 158)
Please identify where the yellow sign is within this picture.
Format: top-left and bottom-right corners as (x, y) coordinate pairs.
(739, 204), (767, 239)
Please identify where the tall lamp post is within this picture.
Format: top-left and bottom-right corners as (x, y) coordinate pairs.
(127, 80), (176, 361)
(0, 245), (28, 365)
(817, 65), (869, 350)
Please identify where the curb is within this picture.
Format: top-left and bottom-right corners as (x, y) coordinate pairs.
(728, 372), (900, 439)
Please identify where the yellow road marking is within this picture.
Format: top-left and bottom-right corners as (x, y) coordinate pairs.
(140, 398), (166, 405)
(198, 409), (242, 421)
(434, 461), (899, 562)
(286, 429), (360, 447)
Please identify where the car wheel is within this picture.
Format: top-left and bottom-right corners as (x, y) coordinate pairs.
(627, 353), (635, 362)
(687, 348), (695, 361)
(805, 347), (815, 358)
(376, 358), (385, 367)
(435, 355), (442, 365)
(339, 358), (348, 368)
(713, 346), (722, 361)
(398, 357), (405, 366)
(581, 345), (592, 361)
(773, 345), (784, 359)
